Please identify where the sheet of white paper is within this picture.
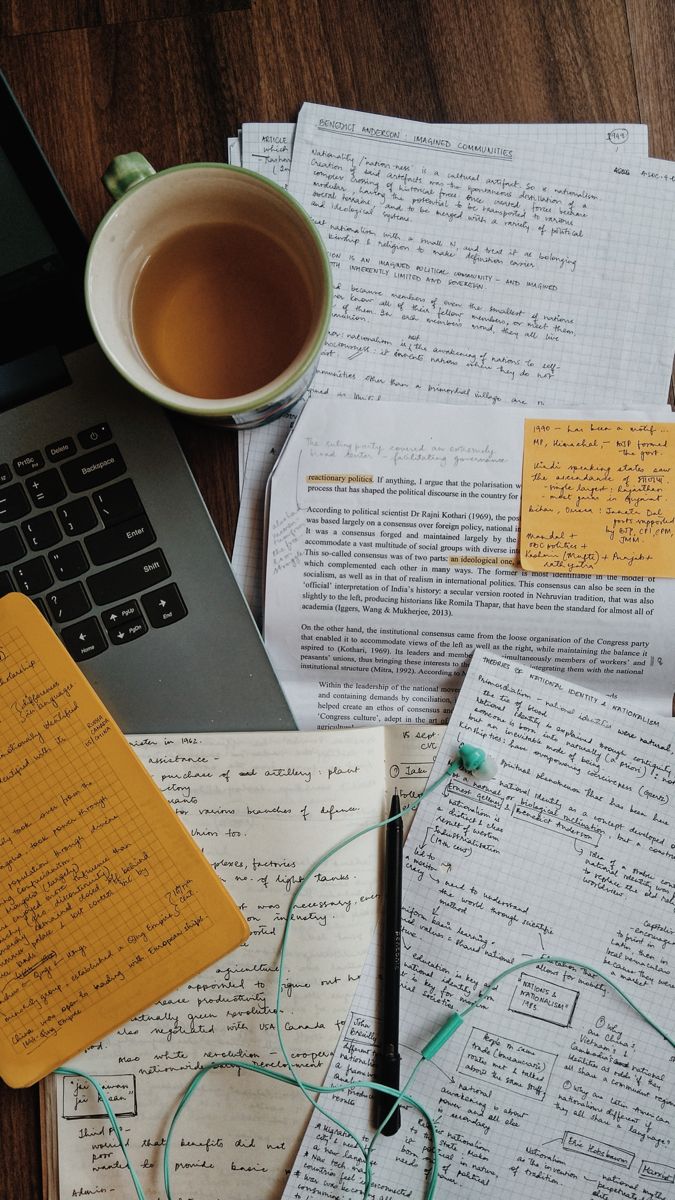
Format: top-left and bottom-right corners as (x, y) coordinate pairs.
(241, 119), (646, 193)
(226, 132), (246, 488)
(233, 126), (296, 497)
(230, 115), (653, 624)
(263, 395), (675, 727)
(283, 651), (675, 1200)
(289, 103), (675, 411)
(241, 122), (296, 183)
(53, 724), (441, 1200)
(232, 125), (297, 609)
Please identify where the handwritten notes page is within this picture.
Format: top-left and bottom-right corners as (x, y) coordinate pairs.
(0, 594), (247, 1088)
(521, 418), (675, 576)
(240, 118), (646, 195)
(231, 118), (650, 626)
(283, 651), (675, 1200)
(263, 395), (675, 729)
(52, 723), (442, 1200)
(289, 104), (675, 412)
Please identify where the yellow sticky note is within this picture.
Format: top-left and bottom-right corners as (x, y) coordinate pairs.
(0, 593), (248, 1087)
(520, 419), (675, 577)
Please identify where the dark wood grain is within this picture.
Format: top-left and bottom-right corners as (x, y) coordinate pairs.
(0, 2), (673, 1196)
(0, 1077), (43, 1199)
(0, 1), (249, 37)
(627, 0), (675, 158)
(626, 0), (675, 410)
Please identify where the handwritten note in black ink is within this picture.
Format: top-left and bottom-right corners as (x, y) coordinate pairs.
(521, 419), (675, 576)
(0, 594), (247, 1086)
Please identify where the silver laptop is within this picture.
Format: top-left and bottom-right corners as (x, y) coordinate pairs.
(0, 73), (294, 734)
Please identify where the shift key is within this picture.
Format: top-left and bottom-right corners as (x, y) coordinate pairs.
(87, 549), (170, 604)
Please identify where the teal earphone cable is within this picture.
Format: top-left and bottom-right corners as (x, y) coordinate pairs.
(162, 762), (464, 1200)
(364, 1056), (434, 1198)
(51, 764), (458, 1200)
(53, 745), (675, 1200)
(272, 764), (459, 1100)
(461, 955), (675, 1045)
(264, 762), (460, 1195)
(161, 1059), (440, 1200)
(53, 1060), (440, 1200)
(419, 954), (675, 1065)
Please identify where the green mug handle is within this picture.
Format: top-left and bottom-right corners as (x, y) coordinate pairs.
(102, 151), (156, 201)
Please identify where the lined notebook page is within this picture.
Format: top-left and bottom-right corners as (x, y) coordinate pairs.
(283, 652), (675, 1199)
(52, 724), (441, 1200)
(0, 594), (247, 1087)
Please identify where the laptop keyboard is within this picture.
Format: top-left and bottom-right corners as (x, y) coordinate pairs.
(0, 421), (188, 660)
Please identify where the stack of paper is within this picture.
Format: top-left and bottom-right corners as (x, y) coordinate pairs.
(262, 400), (675, 728)
(284, 651), (675, 1199)
(245, 108), (675, 1200)
(47, 108), (675, 1200)
(235, 106), (675, 728)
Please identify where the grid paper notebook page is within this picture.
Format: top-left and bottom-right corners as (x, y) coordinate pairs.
(289, 104), (675, 410)
(231, 115), (653, 624)
(282, 650), (675, 1200)
(0, 594), (247, 1087)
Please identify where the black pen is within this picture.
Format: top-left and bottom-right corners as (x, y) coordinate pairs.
(376, 790), (403, 1134)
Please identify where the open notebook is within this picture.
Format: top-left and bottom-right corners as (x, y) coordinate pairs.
(43, 721), (443, 1199)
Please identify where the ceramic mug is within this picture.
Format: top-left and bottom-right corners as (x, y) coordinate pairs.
(85, 153), (332, 428)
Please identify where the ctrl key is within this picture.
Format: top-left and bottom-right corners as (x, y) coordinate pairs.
(61, 615), (107, 661)
(141, 583), (188, 628)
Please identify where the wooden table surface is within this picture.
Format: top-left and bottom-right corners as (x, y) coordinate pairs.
(1, 1), (674, 1195)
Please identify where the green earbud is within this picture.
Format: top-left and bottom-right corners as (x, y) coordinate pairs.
(452, 742), (498, 780)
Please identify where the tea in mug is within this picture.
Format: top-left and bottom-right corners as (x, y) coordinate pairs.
(131, 222), (314, 399)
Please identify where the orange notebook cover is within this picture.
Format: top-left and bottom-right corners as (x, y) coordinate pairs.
(0, 593), (249, 1087)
